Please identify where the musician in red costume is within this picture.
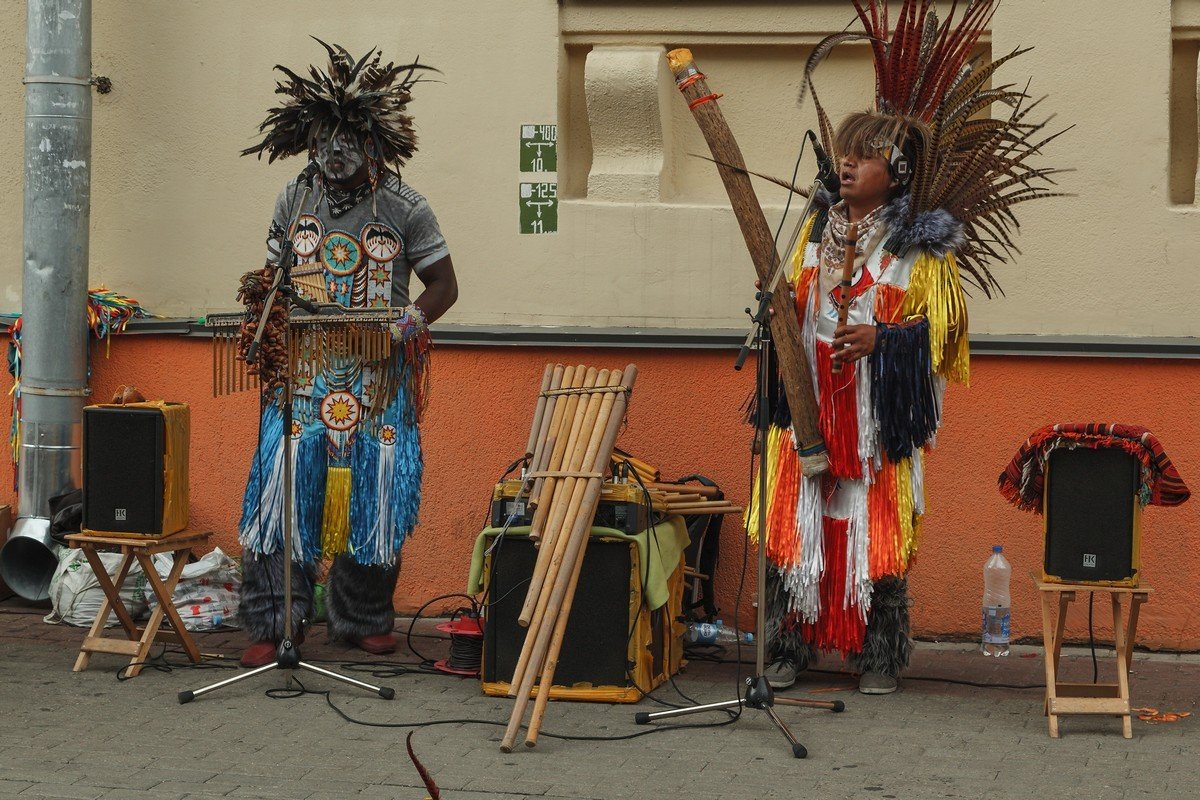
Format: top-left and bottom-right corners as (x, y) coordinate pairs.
(754, 1), (1065, 695)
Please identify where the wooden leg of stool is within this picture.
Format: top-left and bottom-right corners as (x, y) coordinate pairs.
(81, 548), (140, 640)
(1110, 594), (1132, 739)
(1039, 590), (1059, 737)
(130, 550), (192, 676)
(1125, 593), (1148, 674)
(73, 550), (136, 673)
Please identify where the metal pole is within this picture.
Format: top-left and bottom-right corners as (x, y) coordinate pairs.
(0, 0), (93, 599)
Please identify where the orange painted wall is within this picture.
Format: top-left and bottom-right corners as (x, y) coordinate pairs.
(2, 337), (1196, 650)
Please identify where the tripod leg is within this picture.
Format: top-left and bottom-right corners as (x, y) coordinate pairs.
(297, 661), (395, 699)
(764, 705), (807, 759)
(774, 696), (846, 713)
(178, 662), (278, 704)
(634, 697), (742, 724)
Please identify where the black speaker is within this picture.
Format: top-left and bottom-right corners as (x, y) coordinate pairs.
(481, 535), (679, 698)
(1044, 446), (1141, 585)
(82, 403), (188, 535)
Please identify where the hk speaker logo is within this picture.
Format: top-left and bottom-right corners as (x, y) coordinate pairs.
(115, 508), (127, 521)
(1083, 553), (1097, 569)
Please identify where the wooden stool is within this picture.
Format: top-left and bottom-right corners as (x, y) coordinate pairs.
(66, 530), (211, 677)
(1036, 578), (1152, 739)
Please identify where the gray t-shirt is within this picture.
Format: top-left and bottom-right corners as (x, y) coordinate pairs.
(265, 172), (449, 308)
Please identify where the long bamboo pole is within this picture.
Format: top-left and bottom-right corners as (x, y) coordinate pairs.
(519, 368), (607, 624)
(529, 364), (570, 503)
(665, 48), (827, 476)
(525, 364), (555, 458)
(522, 369), (621, 629)
(501, 365), (637, 753)
(508, 369), (622, 688)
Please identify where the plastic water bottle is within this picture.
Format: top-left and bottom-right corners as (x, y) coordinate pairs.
(981, 545), (1012, 657)
(686, 619), (754, 646)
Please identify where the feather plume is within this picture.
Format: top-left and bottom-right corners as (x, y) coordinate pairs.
(793, 1), (1068, 296)
(243, 38), (439, 167)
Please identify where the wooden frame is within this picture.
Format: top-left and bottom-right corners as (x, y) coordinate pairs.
(1036, 578), (1152, 739)
(66, 530), (210, 677)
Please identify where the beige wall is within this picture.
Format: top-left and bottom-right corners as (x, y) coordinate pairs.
(1, 1), (1197, 336)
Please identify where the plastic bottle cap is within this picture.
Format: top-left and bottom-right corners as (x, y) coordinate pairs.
(992, 545), (1003, 553)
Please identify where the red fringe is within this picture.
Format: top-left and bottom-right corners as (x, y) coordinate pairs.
(766, 432), (800, 567)
(816, 340), (861, 480)
(874, 283), (907, 324)
(868, 457), (900, 579)
(802, 517), (867, 656)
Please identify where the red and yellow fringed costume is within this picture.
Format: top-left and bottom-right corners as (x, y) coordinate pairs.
(747, 0), (1067, 675)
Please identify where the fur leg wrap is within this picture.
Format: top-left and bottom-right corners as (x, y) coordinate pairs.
(325, 553), (402, 640)
(765, 566), (819, 670)
(237, 551), (317, 642)
(854, 575), (912, 678)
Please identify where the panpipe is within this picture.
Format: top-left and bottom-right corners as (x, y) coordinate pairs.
(205, 306), (401, 397)
(501, 362), (638, 752)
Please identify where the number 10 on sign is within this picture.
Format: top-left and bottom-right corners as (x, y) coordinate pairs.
(520, 182), (557, 234)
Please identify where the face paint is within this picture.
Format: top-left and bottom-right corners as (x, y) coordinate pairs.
(311, 129), (367, 185)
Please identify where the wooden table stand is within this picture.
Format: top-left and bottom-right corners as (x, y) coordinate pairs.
(66, 530), (211, 677)
(1036, 578), (1152, 739)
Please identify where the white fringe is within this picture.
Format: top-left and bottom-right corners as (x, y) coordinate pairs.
(856, 351), (879, 482)
(911, 448), (926, 516)
(786, 473), (825, 622)
(367, 441), (398, 565)
(840, 480), (872, 620)
(239, 436), (287, 557)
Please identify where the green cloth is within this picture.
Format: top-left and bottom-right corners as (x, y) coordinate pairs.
(467, 516), (690, 611)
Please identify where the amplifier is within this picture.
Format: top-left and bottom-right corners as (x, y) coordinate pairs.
(480, 533), (684, 703)
(490, 479), (657, 534)
(82, 402), (189, 537)
(1043, 446), (1141, 586)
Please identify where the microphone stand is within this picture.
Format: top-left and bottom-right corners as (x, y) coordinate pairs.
(181, 174), (393, 704)
(634, 177), (843, 758)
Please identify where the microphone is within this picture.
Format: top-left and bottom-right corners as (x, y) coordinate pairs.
(806, 130), (840, 194)
(298, 160), (321, 187)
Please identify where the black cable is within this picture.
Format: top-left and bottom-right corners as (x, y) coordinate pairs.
(1089, 591), (1098, 684)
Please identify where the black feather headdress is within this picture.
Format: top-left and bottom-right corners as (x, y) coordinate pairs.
(242, 38), (438, 168)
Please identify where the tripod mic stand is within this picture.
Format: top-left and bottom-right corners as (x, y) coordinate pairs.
(180, 175), (393, 704)
(633, 272), (843, 758)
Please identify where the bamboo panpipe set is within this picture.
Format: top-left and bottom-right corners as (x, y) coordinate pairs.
(501, 363), (638, 752)
(205, 309), (401, 398)
(645, 482), (743, 517)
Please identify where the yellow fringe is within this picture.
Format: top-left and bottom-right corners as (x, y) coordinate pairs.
(895, 457), (917, 570)
(899, 251), (970, 384)
(745, 425), (783, 544)
(321, 466), (353, 558)
(788, 212), (819, 284)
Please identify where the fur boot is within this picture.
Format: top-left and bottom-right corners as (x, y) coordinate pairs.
(854, 575), (913, 678)
(325, 554), (402, 641)
(238, 551), (317, 642)
(765, 567), (819, 670)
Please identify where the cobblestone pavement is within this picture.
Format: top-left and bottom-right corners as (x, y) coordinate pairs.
(0, 604), (1196, 800)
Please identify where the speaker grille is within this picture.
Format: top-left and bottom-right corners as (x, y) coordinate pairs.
(483, 537), (637, 687)
(83, 407), (165, 534)
(1045, 447), (1139, 582)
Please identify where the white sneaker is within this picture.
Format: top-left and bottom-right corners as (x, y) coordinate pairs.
(765, 661), (797, 690)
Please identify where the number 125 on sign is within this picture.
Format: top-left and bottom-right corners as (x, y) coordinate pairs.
(520, 182), (558, 234)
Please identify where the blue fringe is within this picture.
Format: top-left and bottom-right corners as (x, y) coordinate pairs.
(239, 403), (285, 555)
(293, 431), (327, 562)
(348, 434), (381, 560)
(871, 319), (940, 462)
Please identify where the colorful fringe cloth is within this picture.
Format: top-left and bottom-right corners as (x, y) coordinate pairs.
(240, 379), (424, 566)
(7, 287), (153, 480)
(999, 423), (1191, 512)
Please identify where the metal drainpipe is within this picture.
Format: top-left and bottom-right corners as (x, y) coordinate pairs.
(0, 0), (92, 599)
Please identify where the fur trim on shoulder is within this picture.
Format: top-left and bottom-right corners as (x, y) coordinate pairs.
(813, 185), (840, 209)
(881, 195), (965, 258)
